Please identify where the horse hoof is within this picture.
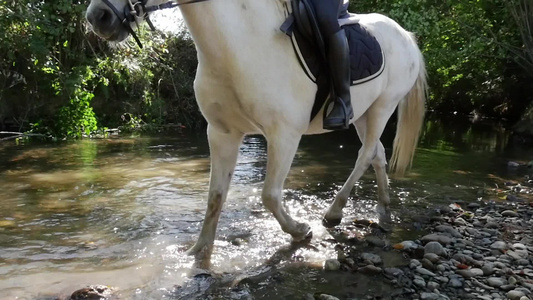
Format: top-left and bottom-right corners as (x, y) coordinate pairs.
(322, 217), (341, 228)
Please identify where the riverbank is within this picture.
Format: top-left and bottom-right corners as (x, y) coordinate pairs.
(308, 176), (533, 300)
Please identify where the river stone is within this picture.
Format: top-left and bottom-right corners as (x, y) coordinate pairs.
(506, 290), (525, 300)
(361, 252), (382, 265)
(490, 241), (508, 250)
(511, 243), (527, 251)
(421, 234), (453, 245)
(365, 236), (386, 247)
(482, 263), (495, 276)
(486, 277), (506, 288)
(448, 278), (463, 288)
(420, 292), (440, 300)
(410, 259), (422, 269)
(501, 210), (519, 217)
(454, 217), (468, 226)
(358, 265), (382, 274)
(413, 275), (426, 287)
(456, 268), (484, 278)
(424, 253), (441, 263)
(416, 267), (437, 277)
(427, 281), (440, 291)
(324, 259), (341, 271)
(425, 241), (447, 257)
(435, 225), (462, 238)
(71, 285), (114, 300)
(316, 294), (341, 300)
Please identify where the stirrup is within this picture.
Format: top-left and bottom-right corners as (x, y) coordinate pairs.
(323, 97), (353, 130)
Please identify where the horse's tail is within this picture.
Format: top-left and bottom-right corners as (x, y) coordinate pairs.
(389, 36), (427, 177)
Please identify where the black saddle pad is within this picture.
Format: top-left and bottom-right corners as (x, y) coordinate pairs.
(344, 23), (384, 85)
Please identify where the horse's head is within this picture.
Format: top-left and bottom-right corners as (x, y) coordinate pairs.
(86, 0), (163, 45)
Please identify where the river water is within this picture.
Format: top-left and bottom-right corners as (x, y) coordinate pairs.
(0, 115), (531, 299)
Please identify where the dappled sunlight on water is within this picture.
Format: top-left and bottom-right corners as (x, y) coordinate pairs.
(0, 116), (532, 298)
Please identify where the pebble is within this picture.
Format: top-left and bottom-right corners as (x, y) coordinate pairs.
(365, 236), (386, 248)
(435, 225), (462, 238)
(420, 292), (440, 300)
(358, 264), (382, 274)
(448, 278), (463, 288)
(416, 267), (437, 277)
(324, 259), (341, 271)
(427, 281), (440, 291)
(424, 253), (441, 263)
(506, 290), (525, 300)
(486, 277), (506, 288)
(425, 241), (447, 257)
(327, 179), (533, 300)
(361, 252), (382, 265)
(316, 294), (340, 300)
(482, 263), (495, 276)
(490, 241), (508, 250)
(421, 234), (453, 245)
(501, 210), (519, 217)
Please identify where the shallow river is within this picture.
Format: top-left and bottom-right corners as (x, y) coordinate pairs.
(0, 116), (531, 299)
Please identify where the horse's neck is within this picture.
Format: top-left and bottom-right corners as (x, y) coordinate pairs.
(180, 0), (288, 66)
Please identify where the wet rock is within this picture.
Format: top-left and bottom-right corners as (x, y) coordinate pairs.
(456, 268), (483, 278)
(467, 203), (481, 210)
(324, 259), (341, 271)
(394, 240), (419, 251)
(501, 210), (520, 217)
(424, 241), (447, 257)
(427, 281), (440, 291)
(410, 259), (422, 269)
(420, 292), (440, 300)
(454, 217), (468, 226)
(448, 277), (463, 288)
(420, 234), (453, 245)
(70, 285), (114, 300)
(231, 238), (245, 246)
(365, 235), (386, 248)
(486, 277), (506, 288)
(482, 263), (495, 276)
(506, 290), (526, 300)
(361, 252), (382, 265)
(315, 294), (340, 300)
(416, 267), (436, 277)
(424, 253), (440, 263)
(435, 225), (462, 238)
(358, 264), (382, 275)
(413, 275), (426, 287)
(304, 293), (315, 300)
(421, 258), (435, 271)
(490, 241), (508, 251)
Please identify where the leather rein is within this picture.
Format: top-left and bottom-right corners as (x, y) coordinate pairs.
(101, 0), (209, 48)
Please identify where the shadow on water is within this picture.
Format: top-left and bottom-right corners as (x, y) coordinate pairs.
(0, 115), (531, 299)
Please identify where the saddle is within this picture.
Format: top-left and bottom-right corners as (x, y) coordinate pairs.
(281, 0), (384, 122)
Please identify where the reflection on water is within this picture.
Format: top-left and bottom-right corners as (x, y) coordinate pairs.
(0, 116), (531, 299)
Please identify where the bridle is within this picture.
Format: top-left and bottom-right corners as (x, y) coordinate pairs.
(101, 0), (210, 48)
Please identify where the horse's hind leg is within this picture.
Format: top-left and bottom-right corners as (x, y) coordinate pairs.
(262, 130), (311, 241)
(353, 117), (391, 215)
(323, 105), (394, 227)
(187, 125), (243, 265)
(372, 141), (391, 219)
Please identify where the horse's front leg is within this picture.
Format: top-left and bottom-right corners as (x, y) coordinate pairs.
(262, 130), (311, 241)
(187, 125), (243, 266)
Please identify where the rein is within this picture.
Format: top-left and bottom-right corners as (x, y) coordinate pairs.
(101, 0), (210, 48)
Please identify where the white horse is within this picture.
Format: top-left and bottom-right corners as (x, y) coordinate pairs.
(86, 0), (427, 264)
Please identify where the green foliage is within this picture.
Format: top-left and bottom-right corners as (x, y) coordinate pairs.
(0, 0), (200, 138)
(1, 0), (532, 139)
(351, 0), (533, 119)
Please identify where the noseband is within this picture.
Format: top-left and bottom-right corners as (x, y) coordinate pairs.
(101, 0), (210, 48)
